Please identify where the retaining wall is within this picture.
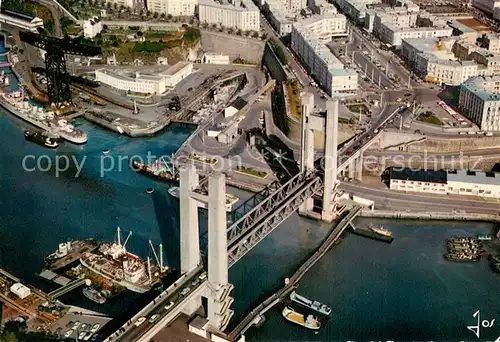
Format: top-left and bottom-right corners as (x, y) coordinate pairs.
(200, 31), (265, 65)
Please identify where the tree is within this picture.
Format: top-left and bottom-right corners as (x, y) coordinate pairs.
(236, 29), (242, 35)
(153, 12), (159, 18)
(167, 14), (173, 20)
(45, 20), (54, 35)
(262, 32), (268, 40)
(252, 31), (259, 38)
(136, 31), (143, 37)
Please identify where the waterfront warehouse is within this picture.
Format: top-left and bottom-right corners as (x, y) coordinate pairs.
(388, 167), (500, 198)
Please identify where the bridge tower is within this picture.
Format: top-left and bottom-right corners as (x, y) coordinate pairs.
(207, 173), (234, 331)
(299, 92), (315, 214)
(322, 99), (340, 222)
(179, 166), (202, 315)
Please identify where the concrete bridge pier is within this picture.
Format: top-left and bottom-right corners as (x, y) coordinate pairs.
(348, 160), (355, 179)
(179, 166), (202, 315)
(355, 153), (363, 181)
(321, 99), (339, 223)
(299, 92), (315, 214)
(207, 173), (234, 331)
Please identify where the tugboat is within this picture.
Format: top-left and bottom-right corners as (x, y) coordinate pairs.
(83, 287), (106, 304)
(24, 129), (59, 148)
(282, 306), (320, 330)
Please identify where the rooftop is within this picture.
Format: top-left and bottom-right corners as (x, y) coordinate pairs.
(461, 75), (500, 102)
(198, 0), (259, 11)
(447, 169), (500, 186)
(389, 167), (448, 183)
(228, 96), (247, 110)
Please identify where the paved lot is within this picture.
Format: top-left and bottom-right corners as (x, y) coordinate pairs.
(49, 308), (112, 340)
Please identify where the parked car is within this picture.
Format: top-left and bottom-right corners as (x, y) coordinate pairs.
(135, 317), (146, 327)
(164, 301), (174, 310)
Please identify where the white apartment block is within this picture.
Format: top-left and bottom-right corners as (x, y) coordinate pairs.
(198, 0), (260, 31)
(334, 0), (380, 23)
(95, 62), (194, 95)
(105, 0), (134, 8)
(146, 0), (197, 16)
(264, 3), (294, 35)
(366, 9), (452, 47)
(459, 75), (500, 131)
(291, 15), (358, 95)
(83, 16), (103, 39)
(308, 0), (338, 15)
(483, 33), (500, 54)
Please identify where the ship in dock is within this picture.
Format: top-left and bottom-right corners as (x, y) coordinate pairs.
(24, 129), (59, 148)
(168, 186), (239, 212)
(351, 223), (394, 243)
(45, 239), (99, 271)
(289, 291), (331, 316)
(80, 227), (168, 294)
(0, 89), (88, 144)
(282, 306), (320, 330)
(132, 158), (179, 182)
(82, 287), (106, 304)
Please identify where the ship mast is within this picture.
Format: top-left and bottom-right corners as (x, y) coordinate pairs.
(148, 240), (165, 271)
(159, 243), (164, 271)
(117, 227), (121, 246)
(147, 257), (152, 282)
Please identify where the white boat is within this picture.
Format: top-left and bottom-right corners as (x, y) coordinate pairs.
(478, 235), (492, 241)
(0, 91), (87, 144)
(368, 224), (392, 237)
(290, 291), (331, 316)
(168, 186), (239, 212)
(282, 306), (320, 330)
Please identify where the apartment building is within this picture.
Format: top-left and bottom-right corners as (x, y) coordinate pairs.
(83, 16), (103, 39)
(146, 0), (197, 16)
(459, 75), (500, 131)
(291, 15), (358, 95)
(198, 0), (260, 31)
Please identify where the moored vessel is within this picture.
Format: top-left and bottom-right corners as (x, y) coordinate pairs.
(168, 186), (239, 212)
(132, 159), (179, 182)
(24, 129), (59, 148)
(45, 239), (99, 271)
(289, 291), (331, 316)
(478, 234), (492, 241)
(80, 227), (168, 293)
(368, 224), (392, 237)
(83, 287), (106, 304)
(0, 90), (88, 144)
(282, 306), (320, 330)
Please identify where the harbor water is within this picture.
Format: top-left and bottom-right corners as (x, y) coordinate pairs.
(0, 39), (499, 340)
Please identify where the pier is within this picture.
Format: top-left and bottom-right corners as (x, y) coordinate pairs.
(228, 205), (362, 340)
(48, 278), (90, 301)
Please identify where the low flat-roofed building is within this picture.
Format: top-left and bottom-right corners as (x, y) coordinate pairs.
(224, 96), (247, 117)
(203, 53), (230, 64)
(389, 167), (500, 198)
(83, 16), (102, 39)
(95, 62), (193, 95)
(0, 8), (44, 32)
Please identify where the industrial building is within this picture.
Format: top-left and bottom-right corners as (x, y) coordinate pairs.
(95, 62), (194, 95)
(388, 167), (500, 199)
(10, 283), (31, 299)
(0, 8), (43, 32)
(146, 0), (197, 16)
(291, 15), (358, 95)
(83, 16), (103, 39)
(459, 75), (500, 131)
(198, 0), (260, 31)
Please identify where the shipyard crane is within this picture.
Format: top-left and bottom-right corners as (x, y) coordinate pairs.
(18, 31), (102, 106)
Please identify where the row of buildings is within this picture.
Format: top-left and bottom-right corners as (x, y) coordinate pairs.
(102, 0), (260, 31)
(388, 167), (500, 199)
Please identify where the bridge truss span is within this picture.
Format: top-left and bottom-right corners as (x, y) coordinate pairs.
(227, 174), (323, 267)
(227, 171), (318, 245)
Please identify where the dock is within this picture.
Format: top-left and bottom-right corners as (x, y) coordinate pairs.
(227, 205), (362, 340)
(39, 269), (72, 286)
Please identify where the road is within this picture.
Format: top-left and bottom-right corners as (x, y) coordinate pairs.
(111, 270), (205, 342)
(340, 181), (500, 214)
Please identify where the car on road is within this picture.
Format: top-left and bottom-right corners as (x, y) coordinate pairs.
(192, 278), (201, 287)
(91, 324), (100, 333)
(78, 332), (87, 340)
(64, 330), (73, 338)
(83, 332), (93, 341)
(396, 98), (402, 102)
(199, 272), (207, 280)
(80, 323), (88, 330)
(404, 93), (411, 97)
(165, 301), (175, 310)
(149, 314), (160, 323)
(135, 317), (146, 327)
(181, 287), (191, 296)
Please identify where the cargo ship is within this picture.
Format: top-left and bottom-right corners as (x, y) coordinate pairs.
(168, 186), (239, 212)
(132, 158), (179, 182)
(289, 291), (331, 316)
(24, 129), (59, 148)
(83, 287), (106, 304)
(351, 224), (394, 243)
(45, 239), (99, 271)
(282, 306), (320, 330)
(0, 90), (88, 144)
(80, 227), (167, 293)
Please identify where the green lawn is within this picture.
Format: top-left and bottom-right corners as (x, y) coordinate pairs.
(417, 111), (443, 125)
(237, 166), (268, 178)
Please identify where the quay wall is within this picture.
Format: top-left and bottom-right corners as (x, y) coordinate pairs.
(200, 31), (265, 65)
(360, 209), (500, 223)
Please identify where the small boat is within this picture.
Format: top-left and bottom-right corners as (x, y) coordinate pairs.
(83, 287), (106, 304)
(282, 306), (320, 330)
(146, 188), (154, 194)
(24, 129), (59, 148)
(478, 234), (492, 241)
(290, 291), (331, 316)
(102, 149), (110, 155)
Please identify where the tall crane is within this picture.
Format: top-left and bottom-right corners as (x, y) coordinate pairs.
(18, 31), (102, 106)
